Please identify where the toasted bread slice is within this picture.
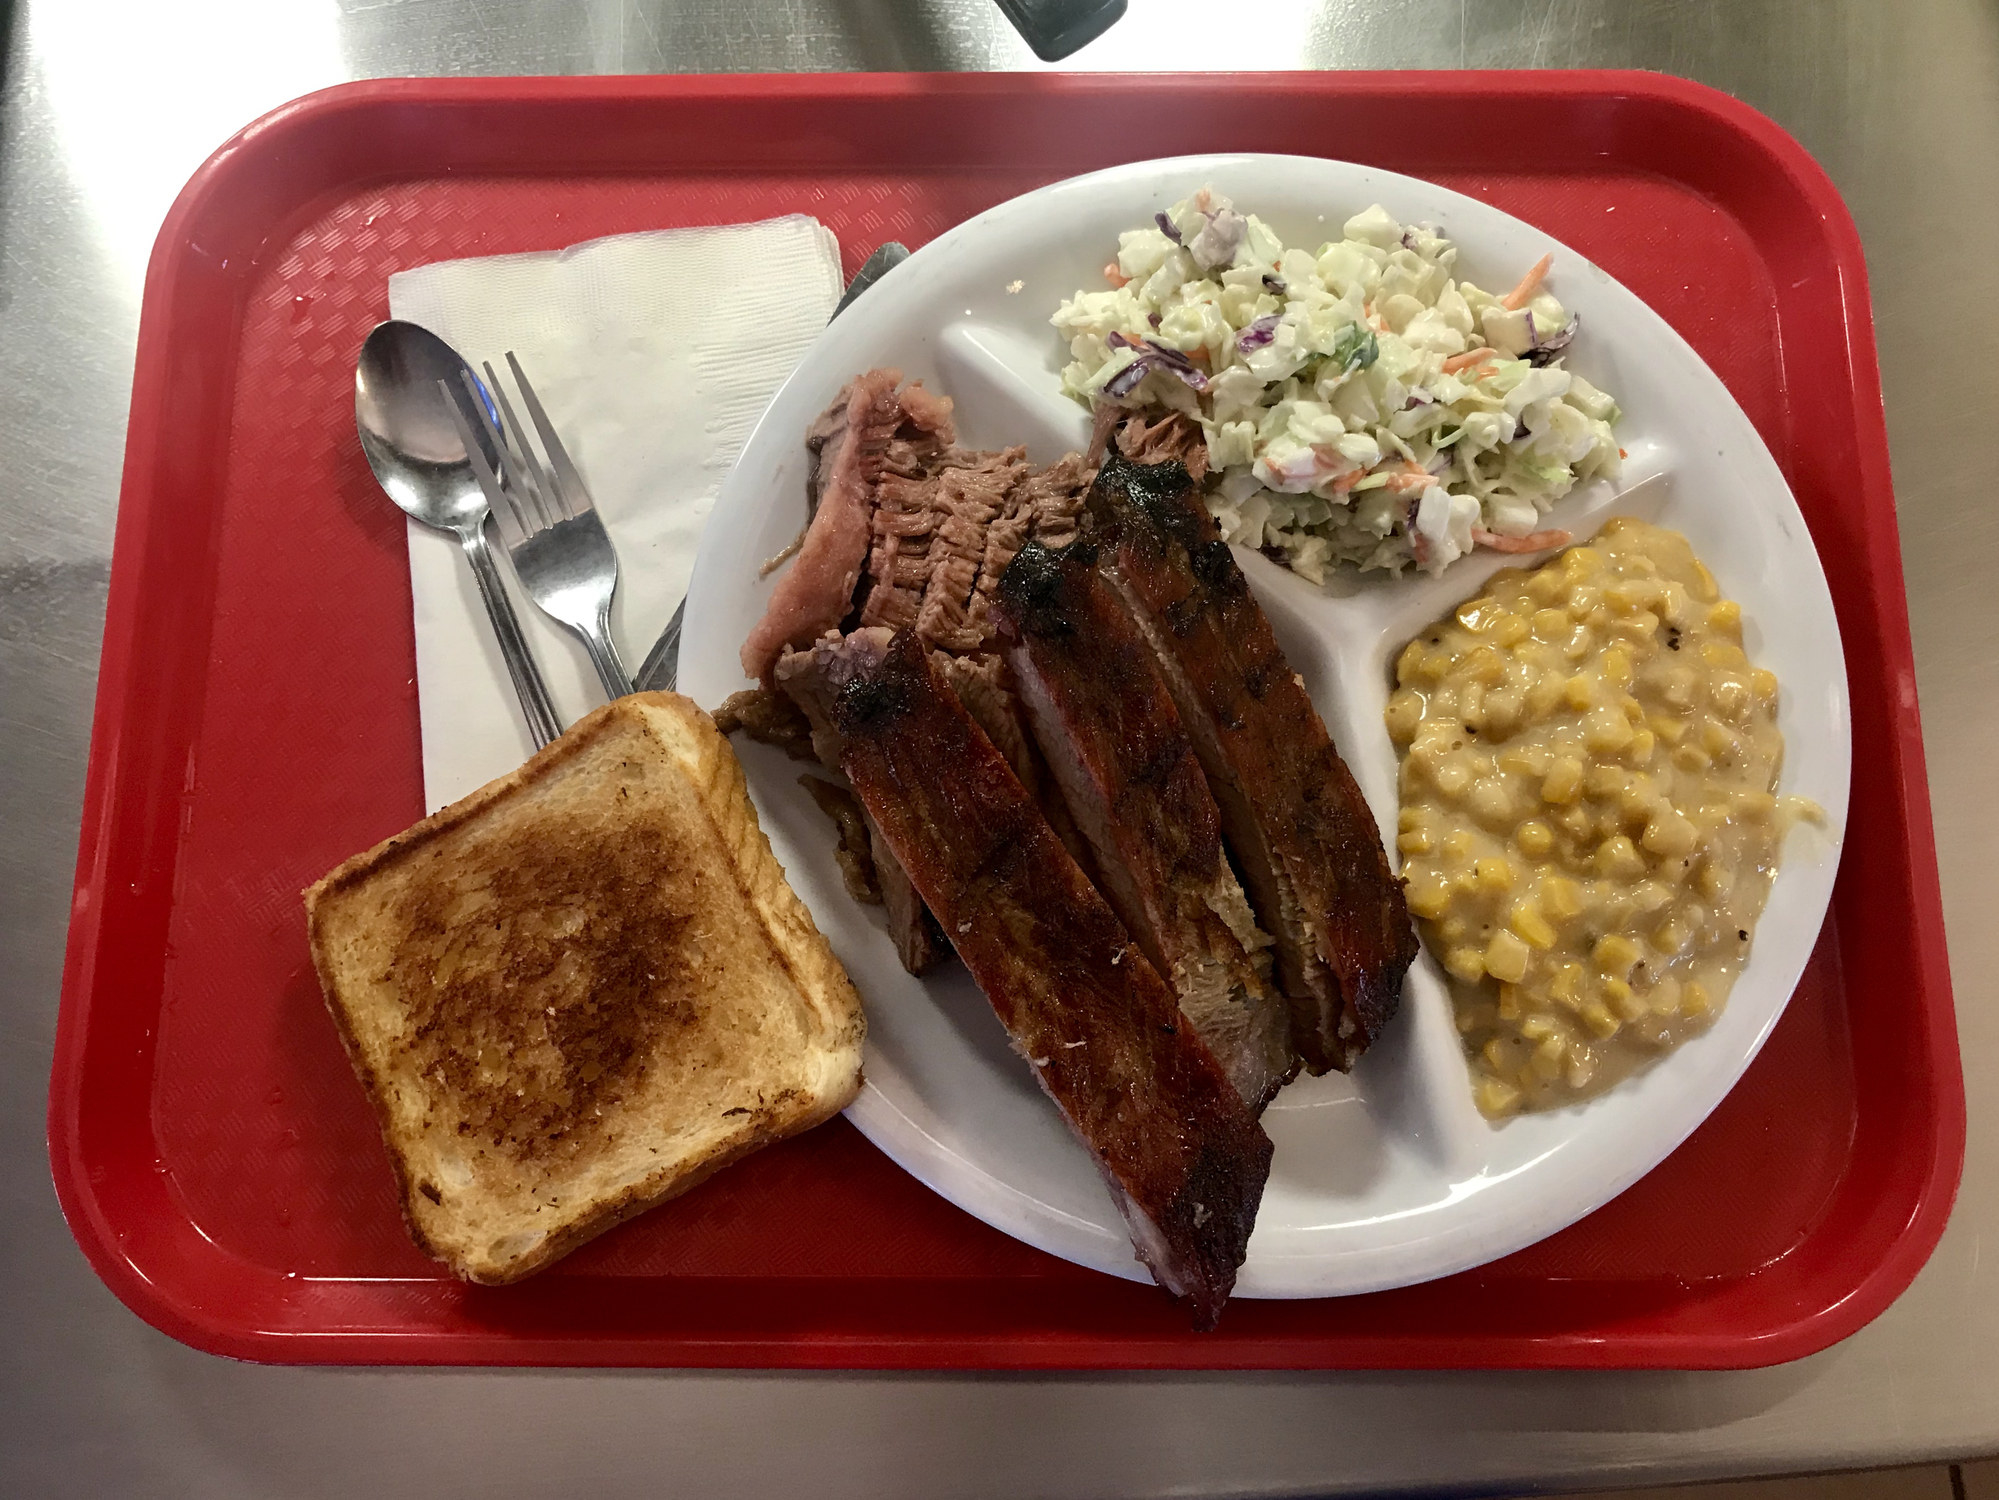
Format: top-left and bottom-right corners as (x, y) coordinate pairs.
(304, 691), (865, 1284)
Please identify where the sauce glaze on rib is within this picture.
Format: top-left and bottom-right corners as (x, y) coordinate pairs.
(833, 630), (1272, 1329)
(994, 539), (1298, 1112)
(1088, 454), (1419, 1073)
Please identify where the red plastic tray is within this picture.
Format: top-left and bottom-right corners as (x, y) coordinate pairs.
(49, 71), (1962, 1369)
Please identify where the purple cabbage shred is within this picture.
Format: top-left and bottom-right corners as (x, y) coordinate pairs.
(1235, 314), (1282, 352)
(1154, 211), (1182, 243)
(1104, 330), (1209, 396)
(1262, 274), (1286, 294)
(1524, 310), (1579, 367)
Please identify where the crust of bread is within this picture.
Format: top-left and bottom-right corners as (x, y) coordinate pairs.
(304, 692), (864, 1284)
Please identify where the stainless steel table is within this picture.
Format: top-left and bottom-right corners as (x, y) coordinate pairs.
(5, 2), (1993, 1495)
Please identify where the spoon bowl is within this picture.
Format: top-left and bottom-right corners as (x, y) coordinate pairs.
(355, 320), (503, 533)
(353, 318), (561, 747)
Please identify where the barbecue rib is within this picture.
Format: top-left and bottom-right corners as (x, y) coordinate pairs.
(776, 629), (949, 975)
(834, 630), (1272, 1328)
(994, 539), (1298, 1112)
(1088, 454), (1418, 1073)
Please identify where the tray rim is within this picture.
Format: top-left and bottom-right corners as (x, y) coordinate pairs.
(46, 66), (1965, 1371)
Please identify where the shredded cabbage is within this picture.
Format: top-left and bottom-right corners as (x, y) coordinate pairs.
(1051, 189), (1623, 578)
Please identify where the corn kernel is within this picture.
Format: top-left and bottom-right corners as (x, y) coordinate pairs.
(1395, 640), (1426, 683)
(1483, 1038), (1511, 1072)
(1494, 615), (1530, 647)
(1456, 596), (1498, 631)
(1734, 790), (1776, 820)
(1563, 546), (1603, 577)
(1509, 900), (1558, 949)
(1692, 560), (1720, 602)
(1650, 713), (1687, 745)
(1398, 807), (1424, 832)
(1441, 830), (1476, 861)
(1548, 960), (1583, 1003)
(1608, 978), (1648, 1021)
(1531, 607), (1569, 639)
(1433, 759), (1472, 798)
(1405, 874), (1452, 919)
(1652, 917), (1688, 954)
(1661, 666), (1699, 708)
(1640, 809), (1699, 858)
(1711, 676), (1750, 721)
(1582, 1000), (1622, 1038)
(1558, 806), (1593, 839)
(1527, 568), (1566, 604)
(1542, 757), (1583, 804)
(1476, 1077), (1523, 1116)
(1563, 674), (1595, 710)
(1474, 856), (1515, 893)
(1500, 746), (1552, 777)
(1596, 834), (1645, 879)
(1397, 829), (1431, 855)
(1469, 779), (1514, 828)
(1496, 983), (1523, 1021)
(1467, 646), (1506, 685)
(1602, 647), (1633, 685)
(1585, 765), (1626, 799)
(1583, 708), (1634, 753)
(1484, 930), (1530, 984)
(1671, 743), (1712, 773)
(1541, 875), (1583, 918)
(1593, 934), (1642, 978)
(1445, 946), (1486, 982)
(1515, 820), (1554, 858)
(1525, 676), (1565, 720)
(1385, 690), (1424, 742)
(1528, 1045), (1563, 1082)
(1705, 599), (1741, 634)
(1627, 728), (1656, 764)
(1750, 668), (1779, 703)
(1682, 980), (1713, 1018)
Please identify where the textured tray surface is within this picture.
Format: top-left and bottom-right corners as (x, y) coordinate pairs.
(49, 72), (1959, 1368)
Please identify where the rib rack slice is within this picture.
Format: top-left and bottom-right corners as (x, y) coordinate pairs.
(1087, 454), (1418, 1073)
(993, 538), (1297, 1112)
(833, 630), (1271, 1329)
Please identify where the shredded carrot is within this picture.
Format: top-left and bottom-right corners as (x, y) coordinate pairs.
(1441, 348), (1495, 375)
(1473, 525), (1572, 554)
(1501, 253), (1553, 311)
(1104, 261), (1129, 289)
(1331, 469), (1364, 493)
(1385, 473), (1434, 495)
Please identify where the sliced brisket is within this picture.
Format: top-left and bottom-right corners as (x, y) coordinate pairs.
(833, 630), (1271, 1329)
(742, 371), (954, 683)
(1088, 454), (1417, 1073)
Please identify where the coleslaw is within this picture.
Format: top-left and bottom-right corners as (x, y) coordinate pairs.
(1051, 190), (1623, 579)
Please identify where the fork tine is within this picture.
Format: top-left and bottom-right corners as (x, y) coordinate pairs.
(506, 351), (595, 519)
(480, 361), (560, 532)
(455, 370), (534, 537)
(440, 377), (508, 504)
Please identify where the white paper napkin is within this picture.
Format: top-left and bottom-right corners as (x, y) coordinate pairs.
(389, 216), (843, 811)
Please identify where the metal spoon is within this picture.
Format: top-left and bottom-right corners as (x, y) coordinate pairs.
(355, 319), (563, 748)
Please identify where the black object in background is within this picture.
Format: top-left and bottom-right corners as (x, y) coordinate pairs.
(995, 0), (1126, 60)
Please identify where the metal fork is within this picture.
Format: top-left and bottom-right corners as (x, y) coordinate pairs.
(460, 356), (635, 700)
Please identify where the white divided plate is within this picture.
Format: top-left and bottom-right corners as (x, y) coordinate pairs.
(679, 155), (1851, 1298)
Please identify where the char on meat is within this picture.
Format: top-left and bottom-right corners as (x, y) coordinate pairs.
(994, 538), (1298, 1112)
(834, 630), (1272, 1329)
(774, 628), (951, 975)
(1087, 454), (1418, 1072)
